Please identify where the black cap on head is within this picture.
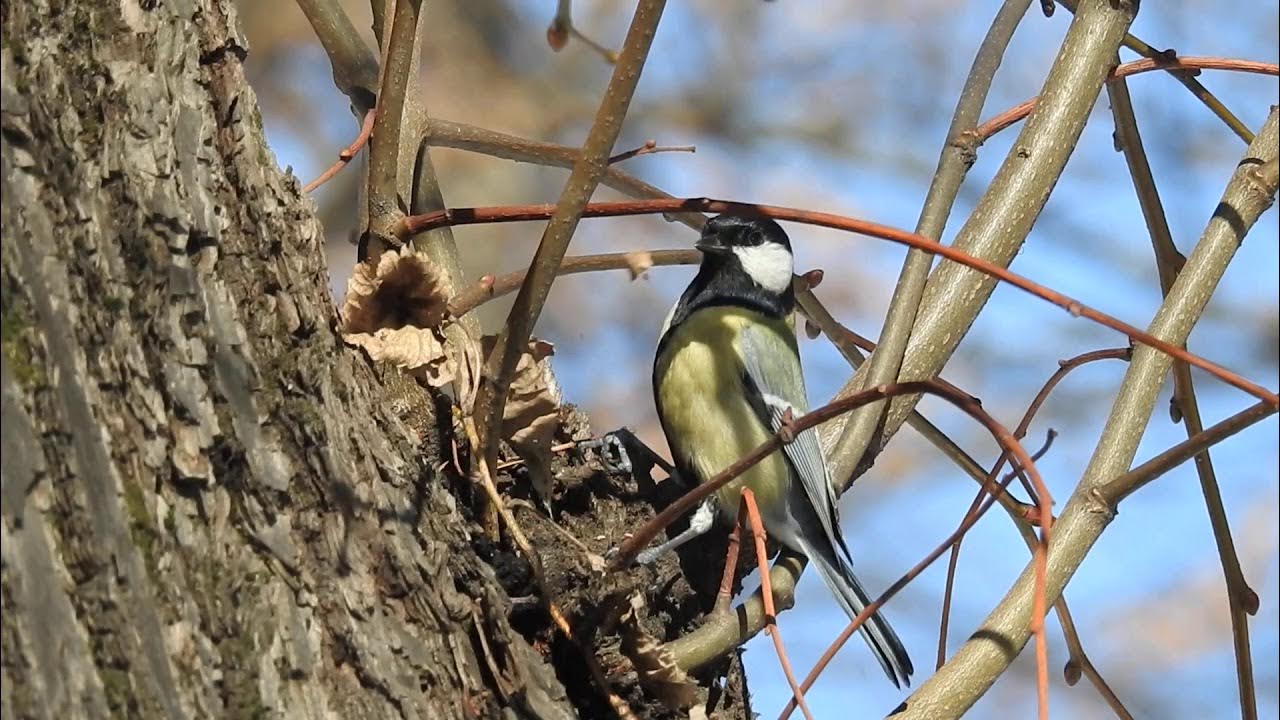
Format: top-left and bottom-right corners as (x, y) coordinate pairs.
(696, 214), (791, 254)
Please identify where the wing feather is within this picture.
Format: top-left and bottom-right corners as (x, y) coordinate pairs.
(738, 323), (850, 560)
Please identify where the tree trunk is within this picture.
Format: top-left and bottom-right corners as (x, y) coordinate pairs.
(0, 3), (584, 718)
(1, 2), (754, 718)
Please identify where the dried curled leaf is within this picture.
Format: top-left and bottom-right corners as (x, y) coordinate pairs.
(620, 596), (698, 710)
(623, 251), (654, 280)
(483, 336), (563, 506)
(340, 244), (447, 335)
(340, 246), (454, 385)
(343, 326), (454, 387)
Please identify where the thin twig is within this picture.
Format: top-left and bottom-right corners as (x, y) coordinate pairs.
(1109, 70), (1258, 720)
(421, 118), (706, 231)
(740, 490), (813, 720)
(494, 441), (578, 471)
(547, 0), (619, 63)
(304, 109), (377, 193)
(406, 197), (1278, 409)
(1057, 0), (1257, 143)
(974, 56), (1278, 141)
(1102, 402), (1276, 504)
(1055, 602), (1134, 720)
(472, 0), (667, 486)
(607, 139), (696, 164)
(295, 0), (379, 110)
(448, 249), (697, 317)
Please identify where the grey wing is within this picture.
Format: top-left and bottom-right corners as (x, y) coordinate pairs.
(738, 323), (848, 559)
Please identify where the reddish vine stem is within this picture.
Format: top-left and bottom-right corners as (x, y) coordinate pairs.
(741, 490), (814, 720)
(303, 109), (377, 193)
(714, 522), (743, 614)
(405, 197), (1277, 408)
(936, 348), (1132, 715)
(779, 434), (1047, 720)
(974, 56), (1278, 140)
(610, 379), (1049, 572)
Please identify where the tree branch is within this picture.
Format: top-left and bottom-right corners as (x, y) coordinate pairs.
(365, 0), (420, 244)
(821, 0), (1139, 492)
(837, 0), (1033, 492)
(1108, 67), (1259, 720)
(892, 108), (1278, 720)
(1100, 401), (1277, 504)
(471, 0), (667, 474)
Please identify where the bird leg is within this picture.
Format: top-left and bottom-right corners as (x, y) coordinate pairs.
(634, 499), (716, 565)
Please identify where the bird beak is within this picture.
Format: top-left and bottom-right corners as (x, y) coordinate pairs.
(695, 233), (729, 255)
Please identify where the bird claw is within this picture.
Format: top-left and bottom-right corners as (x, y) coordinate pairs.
(778, 408), (798, 444)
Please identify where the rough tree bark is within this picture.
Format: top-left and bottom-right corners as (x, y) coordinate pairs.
(0, 2), (628, 718)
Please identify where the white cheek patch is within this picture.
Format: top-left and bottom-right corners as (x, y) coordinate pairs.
(733, 243), (794, 293)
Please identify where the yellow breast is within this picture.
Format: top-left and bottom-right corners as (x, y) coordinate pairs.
(655, 307), (790, 515)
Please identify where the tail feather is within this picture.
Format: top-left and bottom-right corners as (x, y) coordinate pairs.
(803, 539), (914, 688)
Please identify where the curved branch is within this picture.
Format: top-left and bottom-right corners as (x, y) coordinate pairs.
(407, 197), (1278, 408)
(472, 0), (667, 472)
(892, 108), (1278, 720)
(447, 249), (697, 317)
(611, 379), (1050, 573)
(840, 0), (1033, 507)
(974, 56), (1279, 140)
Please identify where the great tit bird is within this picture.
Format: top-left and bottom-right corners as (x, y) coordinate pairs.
(646, 214), (913, 688)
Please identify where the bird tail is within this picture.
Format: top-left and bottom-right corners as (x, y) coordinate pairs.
(801, 537), (914, 688)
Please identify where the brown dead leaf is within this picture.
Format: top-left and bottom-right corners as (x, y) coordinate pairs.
(623, 251), (654, 280)
(340, 246), (460, 386)
(482, 336), (564, 507)
(343, 326), (454, 387)
(340, 244), (447, 335)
